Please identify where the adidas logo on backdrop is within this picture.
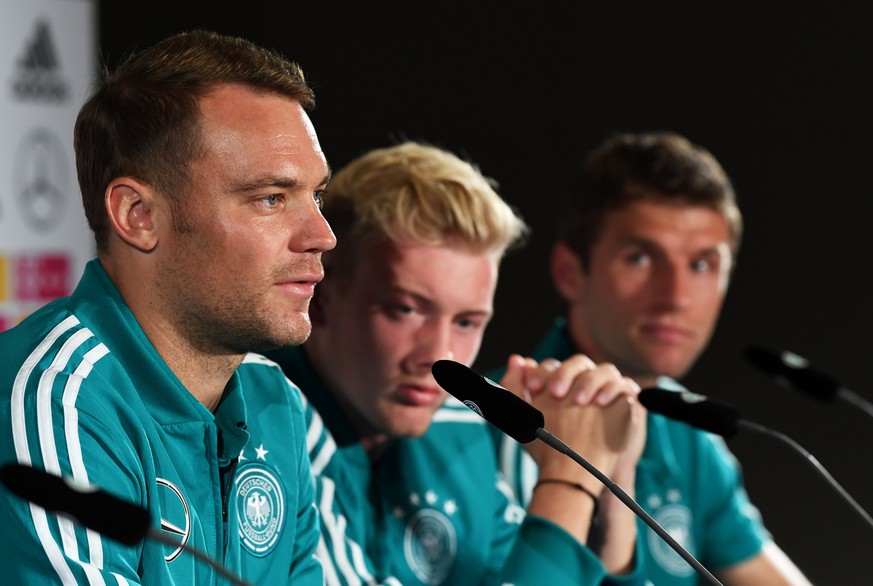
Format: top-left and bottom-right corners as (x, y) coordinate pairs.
(11, 20), (70, 103)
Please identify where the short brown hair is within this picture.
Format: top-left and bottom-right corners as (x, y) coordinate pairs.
(74, 30), (315, 251)
(558, 131), (743, 270)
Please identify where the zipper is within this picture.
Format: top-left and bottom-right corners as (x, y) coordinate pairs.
(221, 457), (239, 547)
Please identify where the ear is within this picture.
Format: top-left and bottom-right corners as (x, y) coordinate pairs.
(550, 241), (586, 303)
(105, 178), (159, 252)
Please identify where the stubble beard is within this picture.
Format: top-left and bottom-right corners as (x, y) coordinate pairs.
(195, 295), (313, 355)
(161, 271), (314, 357)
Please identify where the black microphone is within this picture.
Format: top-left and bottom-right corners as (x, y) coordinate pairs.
(636, 387), (741, 438)
(0, 461), (148, 545)
(0, 463), (254, 586)
(431, 358), (544, 443)
(431, 359), (724, 586)
(639, 387), (873, 533)
(745, 344), (873, 420)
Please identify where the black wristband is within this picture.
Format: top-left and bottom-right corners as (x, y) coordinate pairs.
(534, 478), (600, 518)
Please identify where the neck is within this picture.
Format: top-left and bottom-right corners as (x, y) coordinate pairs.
(138, 310), (244, 411)
(102, 256), (243, 412)
(361, 434), (393, 464)
(632, 373), (661, 390)
(305, 341), (395, 464)
(564, 313), (662, 391)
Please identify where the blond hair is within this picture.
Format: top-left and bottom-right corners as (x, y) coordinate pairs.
(323, 142), (528, 274)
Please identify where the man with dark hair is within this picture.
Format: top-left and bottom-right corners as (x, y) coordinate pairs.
(0, 30), (333, 584)
(494, 131), (810, 584)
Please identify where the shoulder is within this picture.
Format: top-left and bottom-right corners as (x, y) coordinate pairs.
(645, 411), (743, 484)
(1, 312), (129, 415)
(239, 353), (305, 407)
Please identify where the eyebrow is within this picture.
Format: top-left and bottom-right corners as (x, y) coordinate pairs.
(622, 237), (727, 254)
(696, 247), (728, 257)
(230, 171), (332, 194)
(392, 286), (494, 318)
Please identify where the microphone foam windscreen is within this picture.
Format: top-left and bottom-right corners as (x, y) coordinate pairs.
(638, 388), (741, 438)
(0, 463), (150, 545)
(432, 360), (544, 443)
(745, 345), (840, 402)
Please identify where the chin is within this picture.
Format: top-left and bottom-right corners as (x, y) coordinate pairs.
(275, 319), (313, 348)
(636, 349), (692, 378)
(648, 362), (692, 381)
(397, 420), (433, 439)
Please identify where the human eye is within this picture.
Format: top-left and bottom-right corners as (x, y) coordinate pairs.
(256, 193), (285, 210)
(313, 190), (325, 209)
(691, 258), (712, 273)
(691, 252), (724, 274)
(625, 250), (651, 267)
(385, 303), (416, 319)
(456, 314), (488, 332)
(691, 257), (721, 273)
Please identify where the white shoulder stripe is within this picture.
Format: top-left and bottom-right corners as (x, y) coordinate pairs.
(41, 329), (109, 585)
(318, 478), (364, 585)
(498, 437), (538, 507)
(9, 316), (80, 583)
(318, 477), (381, 585)
(309, 419), (336, 477)
(11, 314), (79, 465)
(10, 315), (111, 585)
(317, 535), (341, 586)
(306, 408), (324, 451)
(28, 504), (78, 585)
(65, 344), (111, 483)
(65, 344), (111, 572)
(38, 327), (94, 479)
(349, 541), (379, 585)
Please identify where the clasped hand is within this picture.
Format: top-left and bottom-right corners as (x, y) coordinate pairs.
(499, 354), (646, 483)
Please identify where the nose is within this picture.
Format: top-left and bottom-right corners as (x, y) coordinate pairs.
(407, 320), (455, 373)
(652, 262), (692, 310)
(294, 203), (337, 253)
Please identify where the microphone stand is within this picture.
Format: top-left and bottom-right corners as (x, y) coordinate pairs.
(746, 345), (873, 421)
(833, 387), (873, 422)
(737, 420), (873, 532)
(146, 529), (255, 586)
(536, 428), (724, 586)
(0, 463), (254, 586)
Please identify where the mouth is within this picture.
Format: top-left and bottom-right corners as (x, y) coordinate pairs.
(639, 323), (692, 344)
(276, 270), (325, 297)
(295, 271), (325, 284)
(394, 384), (444, 407)
(277, 277), (321, 297)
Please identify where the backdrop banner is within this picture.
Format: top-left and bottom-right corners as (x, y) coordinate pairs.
(0, 0), (96, 331)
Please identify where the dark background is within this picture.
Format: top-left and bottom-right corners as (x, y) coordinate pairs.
(100, 3), (873, 583)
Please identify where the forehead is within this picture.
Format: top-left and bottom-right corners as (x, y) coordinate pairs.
(195, 84), (327, 176)
(353, 240), (499, 306)
(600, 200), (732, 251)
